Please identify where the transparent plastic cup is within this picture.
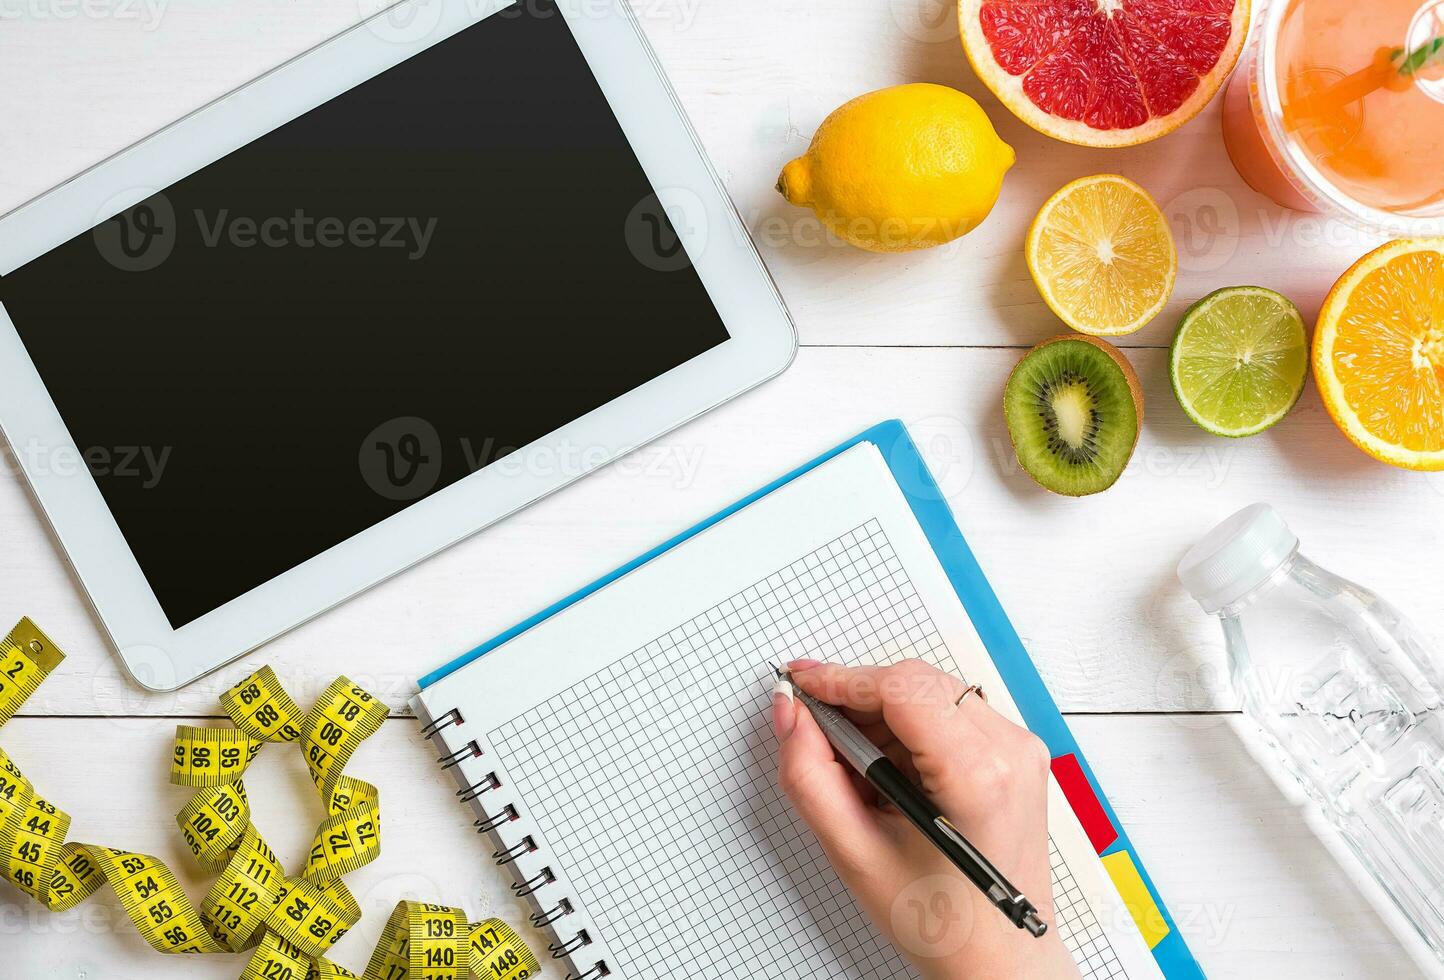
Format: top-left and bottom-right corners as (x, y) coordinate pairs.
(1221, 0), (1444, 235)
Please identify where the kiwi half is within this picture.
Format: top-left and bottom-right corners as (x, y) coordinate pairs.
(1004, 335), (1143, 496)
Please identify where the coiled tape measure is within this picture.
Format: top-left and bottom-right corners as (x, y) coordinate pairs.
(0, 617), (541, 979)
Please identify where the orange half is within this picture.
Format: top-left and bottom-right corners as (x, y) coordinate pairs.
(1313, 238), (1444, 470)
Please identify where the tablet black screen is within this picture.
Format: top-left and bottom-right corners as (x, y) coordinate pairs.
(0, 0), (729, 628)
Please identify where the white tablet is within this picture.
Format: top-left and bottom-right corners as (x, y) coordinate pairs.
(0, 0), (796, 690)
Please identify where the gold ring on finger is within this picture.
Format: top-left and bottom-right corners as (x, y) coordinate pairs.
(953, 683), (986, 709)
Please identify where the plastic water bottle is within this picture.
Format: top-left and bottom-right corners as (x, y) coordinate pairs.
(1178, 503), (1444, 965)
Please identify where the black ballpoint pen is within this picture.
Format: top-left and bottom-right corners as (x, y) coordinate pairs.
(775, 665), (1048, 938)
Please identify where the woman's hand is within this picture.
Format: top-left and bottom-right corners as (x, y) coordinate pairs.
(771, 658), (1081, 980)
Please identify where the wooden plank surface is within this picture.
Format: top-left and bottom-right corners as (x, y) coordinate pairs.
(0, 0), (1386, 349)
(0, 715), (1417, 978)
(4, 348), (1441, 716)
(3, 0), (1441, 977)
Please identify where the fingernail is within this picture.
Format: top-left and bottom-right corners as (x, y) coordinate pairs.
(787, 659), (822, 672)
(771, 678), (796, 740)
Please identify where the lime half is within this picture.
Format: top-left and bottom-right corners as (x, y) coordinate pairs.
(1170, 286), (1308, 437)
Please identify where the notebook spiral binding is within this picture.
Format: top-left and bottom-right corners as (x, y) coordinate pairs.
(420, 704), (610, 980)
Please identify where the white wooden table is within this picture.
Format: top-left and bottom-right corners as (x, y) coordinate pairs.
(3, 1), (1442, 976)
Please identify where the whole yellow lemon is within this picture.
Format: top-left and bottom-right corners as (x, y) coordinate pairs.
(776, 83), (1015, 253)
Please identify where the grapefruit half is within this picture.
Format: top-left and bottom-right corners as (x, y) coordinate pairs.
(960, 0), (1249, 146)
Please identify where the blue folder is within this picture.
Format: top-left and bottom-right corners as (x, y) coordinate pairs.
(418, 419), (1204, 979)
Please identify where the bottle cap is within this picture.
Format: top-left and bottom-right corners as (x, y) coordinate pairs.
(1177, 503), (1299, 614)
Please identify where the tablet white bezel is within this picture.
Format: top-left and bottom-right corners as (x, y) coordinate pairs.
(0, 0), (796, 690)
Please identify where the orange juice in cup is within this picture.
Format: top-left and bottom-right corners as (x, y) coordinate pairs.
(1222, 0), (1444, 231)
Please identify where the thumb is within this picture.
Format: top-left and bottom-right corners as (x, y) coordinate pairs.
(775, 691), (891, 871)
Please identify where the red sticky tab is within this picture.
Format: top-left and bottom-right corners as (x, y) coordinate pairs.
(1051, 754), (1118, 854)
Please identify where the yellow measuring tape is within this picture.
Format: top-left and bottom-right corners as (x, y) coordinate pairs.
(0, 617), (541, 979)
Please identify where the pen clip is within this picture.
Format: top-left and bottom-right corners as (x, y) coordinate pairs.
(934, 815), (1047, 936)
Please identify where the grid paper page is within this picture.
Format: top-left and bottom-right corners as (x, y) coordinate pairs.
(489, 519), (1130, 980)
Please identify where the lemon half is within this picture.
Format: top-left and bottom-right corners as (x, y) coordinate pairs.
(1026, 174), (1177, 336)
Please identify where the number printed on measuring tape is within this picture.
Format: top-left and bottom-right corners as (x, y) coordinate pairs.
(470, 917), (542, 979)
(223, 665), (305, 743)
(0, 618), (64, 727)
(0, 619), (543, 980)
(301, 678), (388, 803)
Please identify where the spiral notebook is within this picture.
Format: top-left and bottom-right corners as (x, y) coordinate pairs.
(411, 422), (1202, 980)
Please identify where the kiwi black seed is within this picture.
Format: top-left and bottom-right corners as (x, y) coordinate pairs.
(1003, 335), (1143, 496)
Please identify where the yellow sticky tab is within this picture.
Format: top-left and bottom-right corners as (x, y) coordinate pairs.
(1101, 849), (1170, 950)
